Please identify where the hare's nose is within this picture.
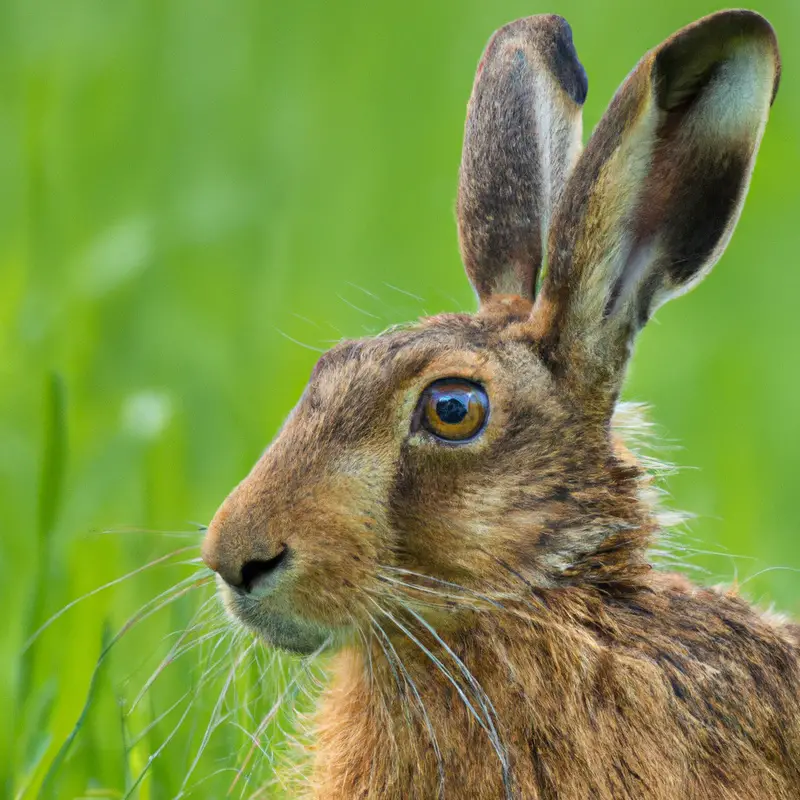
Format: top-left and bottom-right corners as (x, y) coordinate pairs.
(204, 542), (290, 595)
(238, 547), (290, 594)
(202, 498), (291, 595)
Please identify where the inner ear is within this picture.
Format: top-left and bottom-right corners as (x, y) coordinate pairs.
(657, 43), (721, 112)
(531, 10), (779, 410)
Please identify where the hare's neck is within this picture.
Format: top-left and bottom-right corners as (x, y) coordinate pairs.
(308, 625), (528, 799)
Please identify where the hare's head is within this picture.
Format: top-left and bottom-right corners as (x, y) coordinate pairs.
(202, 11), (780, 653)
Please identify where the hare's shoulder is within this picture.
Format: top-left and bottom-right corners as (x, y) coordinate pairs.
(606, 573), (800, 726)
(621, 572), (799, 671)
(655, 571), (797, 644)
(555, 575), (800, 788)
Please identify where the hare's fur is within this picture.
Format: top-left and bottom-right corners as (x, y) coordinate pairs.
(203, 10), (799, 799)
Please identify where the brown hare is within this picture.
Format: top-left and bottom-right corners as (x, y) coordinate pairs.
(201, 10), (800, 799)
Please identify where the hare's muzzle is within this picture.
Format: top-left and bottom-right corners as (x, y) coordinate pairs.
(201, 489), (331, 654)
(202, 493), (289, 595)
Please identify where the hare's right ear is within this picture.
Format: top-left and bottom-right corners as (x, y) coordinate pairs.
(457, 15), (587, 306)
(532, 10), (780, 413)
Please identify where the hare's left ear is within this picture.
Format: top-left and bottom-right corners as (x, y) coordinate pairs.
(532, 10), (780, 411)
(458, 15), (587, 306)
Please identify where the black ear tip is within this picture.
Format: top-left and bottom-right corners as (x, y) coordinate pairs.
(485, 15), (588, 106)
(548, 17), (588, 105)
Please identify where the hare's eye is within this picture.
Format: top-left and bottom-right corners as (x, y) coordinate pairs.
(416, 379), (489, 442)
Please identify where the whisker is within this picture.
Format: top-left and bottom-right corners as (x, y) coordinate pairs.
(382, 282), (425, 302)
(123, 700), (198, 799)
(379, 566), (505, 608)
(477, 547), (538, 596)
(291, 312), (324, 330)
(399, 600), (509, 779)
(365, 612), (444, 798)
(274, 328), (326, 353)
(94, 526), (205, 538)
(121, 610), (225, 695)
(123, 631), (239, 753)
(177, 638), (259, 795)
(738, 565), (800, 590)
(353, 621), (375, 693)
(22, 545), (202, 652)
(345, 281), (382, 302)
(365, 611), (415, 737)
(366, 597), (489, 737)
(377, 574), (494, 611)
(229, 720), (274, 764)
(180, 767), (247, 800)
(336, 293), (381, 320)
(227, 638), (331, 796)
(367, 595), (512, 797)
(128, 598), (224, 714)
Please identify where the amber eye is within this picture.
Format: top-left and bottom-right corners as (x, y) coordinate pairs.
(416, 379), (489, 442)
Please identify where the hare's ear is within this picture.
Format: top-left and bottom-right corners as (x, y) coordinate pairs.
(533, 10), (780, 410)
(458, 15), (587, 306)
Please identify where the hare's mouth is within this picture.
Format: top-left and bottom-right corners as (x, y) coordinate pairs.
(222, 588), (331, 655)
(248, 611), (329, 655)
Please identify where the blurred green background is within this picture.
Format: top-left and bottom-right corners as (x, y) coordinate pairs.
(1, 0), (798, 796)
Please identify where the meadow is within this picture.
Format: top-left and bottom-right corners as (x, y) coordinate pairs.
(2, 0), (799, 796)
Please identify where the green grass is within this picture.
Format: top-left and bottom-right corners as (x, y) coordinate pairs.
(1, 0), (799, 796)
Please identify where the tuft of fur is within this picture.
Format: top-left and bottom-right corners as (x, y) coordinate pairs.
(202, 10), (798, 799)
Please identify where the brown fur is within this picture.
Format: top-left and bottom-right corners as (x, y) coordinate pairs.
(458, 15), (586, 302)
(202, 10), (798, 799)
(538, 10), (781, 410)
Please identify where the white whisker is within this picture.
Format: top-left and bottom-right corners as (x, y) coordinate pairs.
(366, 612), (444, 797)
(228, 638), (330, 796)
(22, 545), (202, 652)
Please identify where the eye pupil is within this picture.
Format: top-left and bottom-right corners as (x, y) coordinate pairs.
(436, 396), (468, 424)
(416, 379), (489, 443)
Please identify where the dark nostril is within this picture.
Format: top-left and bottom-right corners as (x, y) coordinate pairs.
(240, 546), (290, 594)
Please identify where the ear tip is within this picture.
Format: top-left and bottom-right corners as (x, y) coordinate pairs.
(740, 11), (784, 105)
(701, 9), (780, 76)
(673, 9), (778, 42)
(660, 9), (781, 103)
(481, 14), (588, 106)
(546, 16), (589, 106)
(649, 9), (782, 114)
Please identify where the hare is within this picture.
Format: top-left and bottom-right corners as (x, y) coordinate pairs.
(201, 10), (800, 799)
